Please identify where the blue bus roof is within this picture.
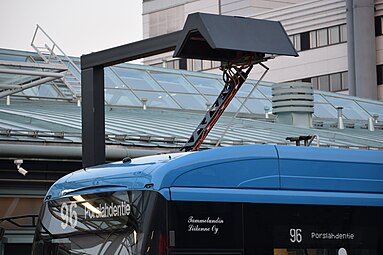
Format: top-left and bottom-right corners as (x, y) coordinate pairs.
(47, 145), (383, 206)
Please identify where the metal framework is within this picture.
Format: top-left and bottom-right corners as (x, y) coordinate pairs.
(80, 12), (297, 168)
(81, 32), (181, 167)
(0, 60), (67, 98)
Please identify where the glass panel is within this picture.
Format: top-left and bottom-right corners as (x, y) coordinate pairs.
(151, 62), (163, 68)
(193, 59), (202, 71)
(0, 54), (27, 62)
(0, 197), (42, 230)
(340, 24), (347, 42)
(301, 32), (310, 51)
(37, 84), (60, 97)
(377, 64), (383, 85)
(310, 31), (317, 48)
(187, 59), (193, 70)
(22, 84), (60, 98)
(105, 89), (141, 106)
(357, 101), (383, 120)
(113, 67), (162, 91)
(313, 93), (327, 103)
(170, 93), (208, 110)
(242, 98), (272, 114)
(341, 71), (348, 89)
(312, 77), (319, 90)
(329, 26), (340, 44)
(329, 73), (341, 91)
(205, 96), (250, 113)
(71, 85), (81, 95)
(202, 60), (212, 70)
(317, 28), (328, 47)
(166, 59), (179, 69)
(21, 87), (37, 96)
(257, 85), (272, 98)
(186, 75), (223, 95)
(104, 68), (128, 89)
(325, 96), (371, 120)
(0, 72), (35, 86)
(67, 64), (81, 80)
(33, 191), (167, 255)
(318, 75), (330, 91)
(380, 16), (383, 36)
(236, 82), (266, 98)
(212, 61), (221, 68)
(294, 34), (301, 51)
(313, 103), (338, 118)
(133, 91), (180, 109)
(149, 71), (198, 93)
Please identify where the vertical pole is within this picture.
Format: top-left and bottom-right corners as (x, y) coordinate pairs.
(81, 67), (105, 168)
(337, 107), (345, 130)
(346, 0), (356, 96)
(351, 0), (377, 99)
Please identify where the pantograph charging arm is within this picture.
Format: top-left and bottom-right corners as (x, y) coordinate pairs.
(181, 63), (254, 152)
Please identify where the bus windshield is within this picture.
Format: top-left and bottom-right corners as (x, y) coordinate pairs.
(32, 190), (166, 255)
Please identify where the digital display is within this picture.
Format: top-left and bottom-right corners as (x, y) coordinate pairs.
(274, 225), (377, 248)
(274, 248), (373, 255)
(243, 204), (381, 255)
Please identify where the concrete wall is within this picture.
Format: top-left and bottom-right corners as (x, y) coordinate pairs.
(142, 0), (382, 101)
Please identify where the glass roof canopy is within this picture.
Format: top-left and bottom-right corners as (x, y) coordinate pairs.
(0, 48), (382, 122)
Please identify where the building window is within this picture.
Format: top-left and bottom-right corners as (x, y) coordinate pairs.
(291, 71), (348, 92)
(340, 24), (347, 42)
(202, 60), (212, 70)
(375, 16), (383, 36)
(311, 77), (318, 90)
(192, 59), (202, 71)
(377, 64), (383, 85)
(341, 71), (348, 90)
(317, 28), (328, 47)
(212, 61), (221, 68)
(290, 34), (301, 51)
(186, 59), (221, 72)
(329, 26), (340, 44)
(318, 75), (330, 91)
(310, 31), (317, 48)
(300, 32), (310, 51)
(330, 73), (341, 91)
(291, 24), (347, 52)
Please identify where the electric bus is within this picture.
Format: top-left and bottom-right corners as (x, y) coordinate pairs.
(32, 144), (383, 255)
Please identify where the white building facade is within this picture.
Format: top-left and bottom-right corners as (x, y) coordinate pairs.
(143, 0), (383, 100)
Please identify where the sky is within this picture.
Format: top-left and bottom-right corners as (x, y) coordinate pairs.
(0, 0), (143, 57)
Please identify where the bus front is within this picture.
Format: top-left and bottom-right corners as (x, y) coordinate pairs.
(32, 189), (168, 255)
(30, 154), (180, 255)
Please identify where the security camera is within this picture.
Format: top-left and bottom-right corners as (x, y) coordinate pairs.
(14, 159), (28, 176)
(17, 166), (28, 176)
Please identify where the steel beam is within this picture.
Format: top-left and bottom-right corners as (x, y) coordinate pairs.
(0, 68), (65, 78)
(81, 67), (105, 167)
(81, 31), (181, 69)
(0, 76), (59, 98)
(80, 31), (181, 167)
(0, 60), (67, 70)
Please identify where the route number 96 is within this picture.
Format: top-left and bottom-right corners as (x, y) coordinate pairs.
(60, 202), (78, 229)
(290, 228), (302, 243)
